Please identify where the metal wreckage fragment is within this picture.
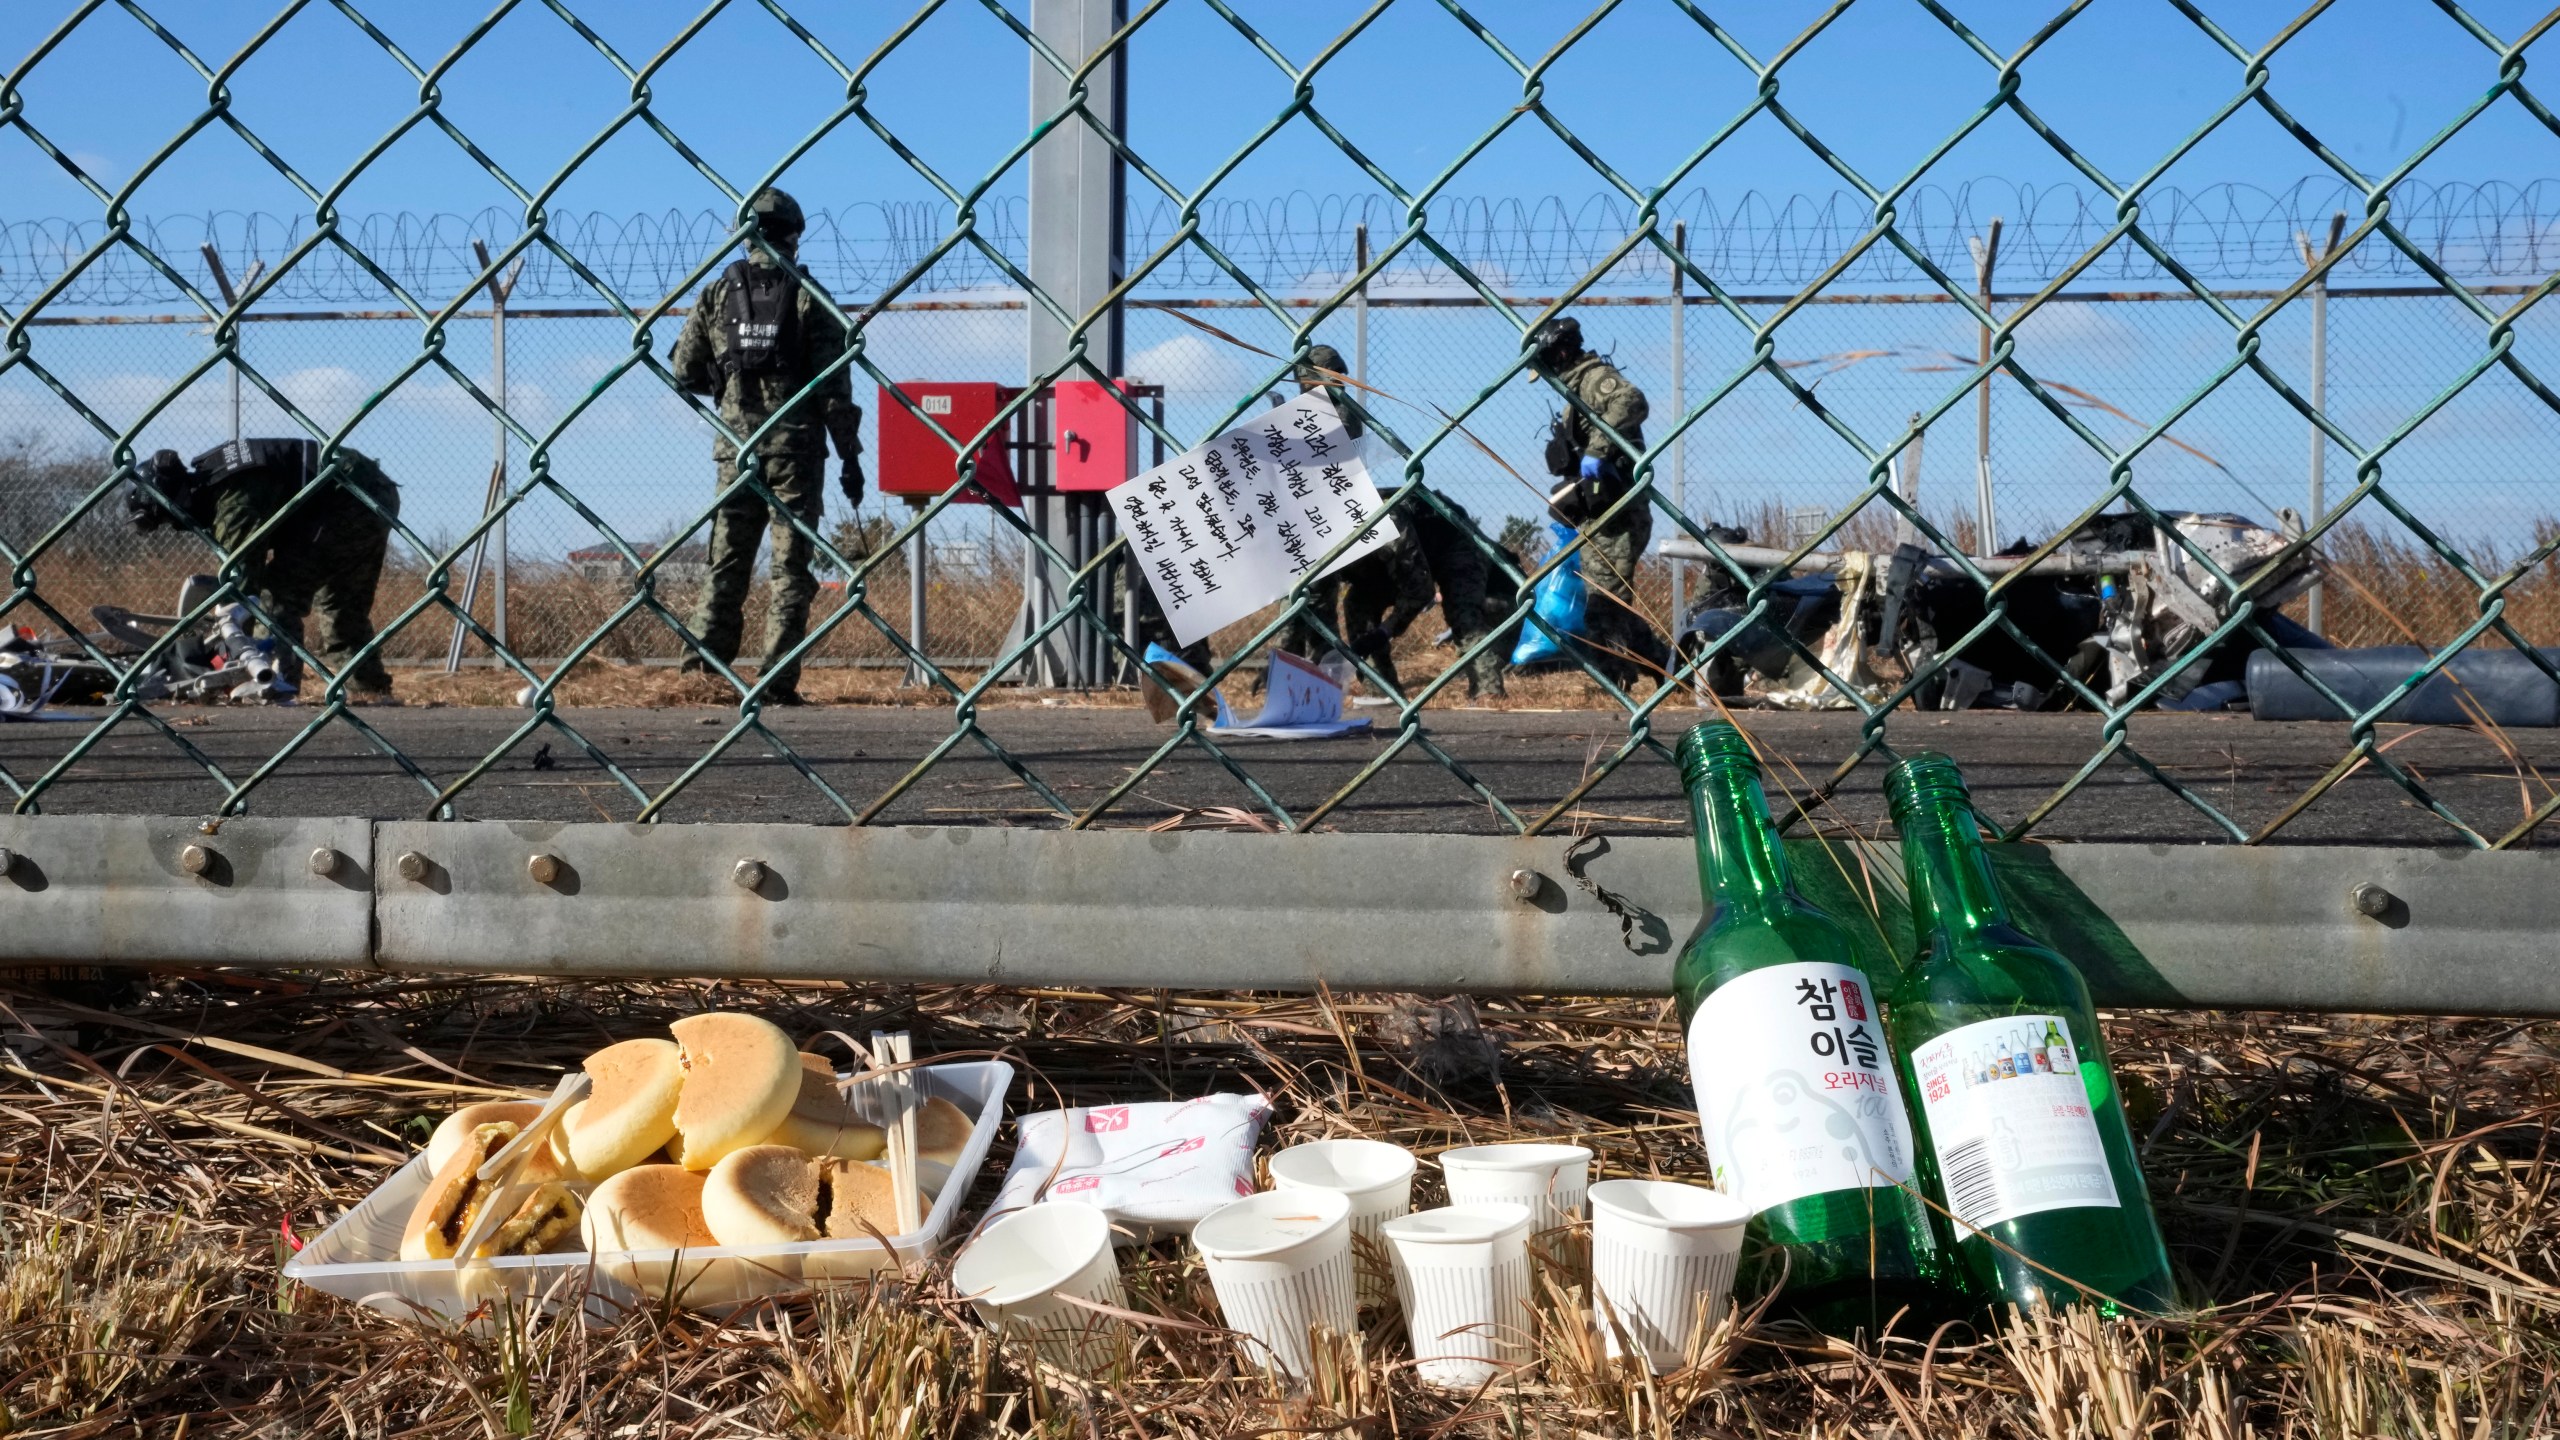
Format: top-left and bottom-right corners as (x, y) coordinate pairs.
(1662, 510), (2322, 715)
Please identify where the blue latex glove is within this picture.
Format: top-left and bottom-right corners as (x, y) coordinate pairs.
(1579, 454), (1603, 480)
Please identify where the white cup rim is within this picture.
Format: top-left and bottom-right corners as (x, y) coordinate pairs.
(1269, 1138), (1418, 1195)
(1194, 1187), (1351, 1261)
(1439, 1142), (1594, 1173)
(1588, 1178), (1751, 1232)
(1381, 1200), (1532, 1246)
(953, 1200), (1114, 1307)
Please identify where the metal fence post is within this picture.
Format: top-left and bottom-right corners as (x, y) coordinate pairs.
(1668, 219), (1686, 630)
(1354, 222), (1369, 384)
(197, 244), (263, 449)
(906, 498), (930, 686)
(446, 241), (523, 671)
(1968, 218), (2002, 558)
(2299, 211), (2346, 637)
(1023, 0), (1125, 689)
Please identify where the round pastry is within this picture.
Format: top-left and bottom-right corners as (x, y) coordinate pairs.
(700, 1144), (926, 1248)
(769, 1067), (885, 1163)
(569, 1038), (684, 1180)
(668, 1013), (801, 1172)
(580, 1164), (716, 1254)
(424, 1101), (540, 1176)
(400, 1121), (584, 1261)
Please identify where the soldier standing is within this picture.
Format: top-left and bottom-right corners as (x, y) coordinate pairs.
(1290, 344), (1508, 700)
(1527, 315), (1668, 687)
(669, 187), (865, 705)
(131, 438), (399, 697)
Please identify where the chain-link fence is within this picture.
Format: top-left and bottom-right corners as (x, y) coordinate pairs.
(5, 2), (2559, 846)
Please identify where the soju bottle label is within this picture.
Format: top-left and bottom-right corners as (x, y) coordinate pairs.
(1908, 1014), (2115, 1235)
(1687, 961), (1915, 1213)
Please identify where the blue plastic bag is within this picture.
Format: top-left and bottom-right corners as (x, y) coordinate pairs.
(1509, 522), (1589, 667)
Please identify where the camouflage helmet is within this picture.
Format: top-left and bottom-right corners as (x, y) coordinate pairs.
(1525, 313), (1583, 368)
(1293, 343), (1348, 385)
(747, 187), (806, 241)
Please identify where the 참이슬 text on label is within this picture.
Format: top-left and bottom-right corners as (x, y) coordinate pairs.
(1909, 1013), (2117, 1236)
(1686, 961), (1915, 1215)
(1105, 391), (1399, 647)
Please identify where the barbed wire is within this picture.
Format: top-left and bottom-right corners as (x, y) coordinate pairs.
(4, 178), (2553, 310)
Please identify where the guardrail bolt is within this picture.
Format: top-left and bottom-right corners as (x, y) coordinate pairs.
(528, 853), (564, 886)
(0, 848), (17, 877)
(309, 847), (341, 877)
(2351, 882), (2394, 919)
(396, 851), (431, 883)
(179, 844), (214, 876)
(732, 858), (768, 891)
(1508, 868), (1542, 901)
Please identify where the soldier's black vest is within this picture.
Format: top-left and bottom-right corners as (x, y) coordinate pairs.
(188, 439), (396, 531)
(717, 259), (799, 381)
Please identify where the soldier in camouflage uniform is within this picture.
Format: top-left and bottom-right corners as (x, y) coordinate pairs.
(1287, 345), (1509, 699)
(1529, 315), (1667, 687)
(132, 439), (399, 696)
(668, 187), (865, 704)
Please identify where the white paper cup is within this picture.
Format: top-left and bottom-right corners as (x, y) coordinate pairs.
(1588, 1179), (1750, 1371)
(1439, 1143), (1593, 1241)
(1193, 1188), (1357, 1382)
(1269, 1139), (1416, 1307)
(1382, 1202), (1534, 1390)
(952, 1201), (1126, 1372)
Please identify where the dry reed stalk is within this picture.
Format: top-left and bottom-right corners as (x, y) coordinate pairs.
(0, 971), (2556, 1435)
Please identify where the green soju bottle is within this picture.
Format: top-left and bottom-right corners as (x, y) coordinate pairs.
(1883, 753), (2176, 1314)
(1673, 722), (1947, 1332)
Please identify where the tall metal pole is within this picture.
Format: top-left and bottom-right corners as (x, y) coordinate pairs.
(1353, 222), (1369, 384)
(1024, 0), (1126, 688)
(1968, 217), (2002, 559)
(447, 242), (523, 671)
(1668, 220), (1687, 629)
(198, 245), (262, 448)
(1895, 411), (1926, 548)
(490, 262), (510, 651)
(2299, 210), (2346, 637)
(907, 498), (930, 686)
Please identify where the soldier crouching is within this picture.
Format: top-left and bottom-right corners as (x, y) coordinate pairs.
(131, 438), (399, 698)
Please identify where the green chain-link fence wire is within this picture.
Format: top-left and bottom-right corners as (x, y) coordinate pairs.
(3, 0), (2557, 844)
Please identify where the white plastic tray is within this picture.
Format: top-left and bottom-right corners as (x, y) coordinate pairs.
(286, 1059), (1012, 1322)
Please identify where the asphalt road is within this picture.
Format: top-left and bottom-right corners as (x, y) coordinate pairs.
(0, 701), (2550, 846)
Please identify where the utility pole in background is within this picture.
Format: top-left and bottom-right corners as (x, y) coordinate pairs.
(2297, 210), (2347, 637)
(1353, 222), (1369, 384)
(1668, 220), (1687, 628)
(1021, 0), (1126, 688)
(1966, 217), (2002, 559)
(447, 240), (525, 670)
(198, 243), (266, 449)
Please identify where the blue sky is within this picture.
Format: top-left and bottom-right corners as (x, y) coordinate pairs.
(5, 2), (2559, 571)
(8, 1), (2553, 226)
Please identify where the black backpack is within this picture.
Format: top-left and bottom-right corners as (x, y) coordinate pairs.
(718, 258), (799, 381)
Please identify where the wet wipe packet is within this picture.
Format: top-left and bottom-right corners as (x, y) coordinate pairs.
(990, 1094), (1271, 1243)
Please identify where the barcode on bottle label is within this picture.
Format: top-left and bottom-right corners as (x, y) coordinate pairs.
(1687, 961), (1915, 1215)
(1909, 1013), (2117, 1235)
(1936, 1137), (2001, 1220)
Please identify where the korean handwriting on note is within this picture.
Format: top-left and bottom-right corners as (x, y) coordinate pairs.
(1106, 392), (1399, 647)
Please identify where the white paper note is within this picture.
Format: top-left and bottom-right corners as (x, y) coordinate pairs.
(1108, 392), (1400, 647)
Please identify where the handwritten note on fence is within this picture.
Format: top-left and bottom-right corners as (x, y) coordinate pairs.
(1107, 392), (1400, 647)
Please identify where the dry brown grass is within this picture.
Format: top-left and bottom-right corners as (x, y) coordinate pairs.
(28, 516), (2560, 716)
(3, 972), (2557, 1437)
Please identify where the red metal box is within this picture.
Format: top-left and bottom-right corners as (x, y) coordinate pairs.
(875, 381), (1021, 505)
(1051, 378), (1139, 492)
